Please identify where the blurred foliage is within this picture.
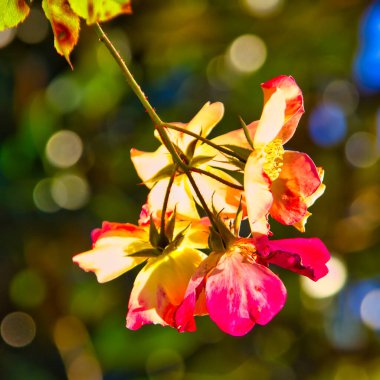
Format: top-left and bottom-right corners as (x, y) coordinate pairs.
(1, 0), (380, 379)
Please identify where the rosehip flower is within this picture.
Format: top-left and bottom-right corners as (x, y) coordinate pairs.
(175, 236), (330, 336)
(131, 102), (243, 220)
(73, 220), (209, 329)
(198, 75), (324, 234)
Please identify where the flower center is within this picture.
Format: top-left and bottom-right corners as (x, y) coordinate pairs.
(262, 139), (284, 181)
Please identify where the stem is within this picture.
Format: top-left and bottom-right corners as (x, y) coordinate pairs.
(160, 167), (177, 237)
(95, 23), (220, 233)
(164, 123), (246, 163)
(189, 167), (244, 190)
(94, 23), (162, 126)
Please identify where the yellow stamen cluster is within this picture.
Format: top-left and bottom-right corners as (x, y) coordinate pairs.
(263, 139), (284, 181)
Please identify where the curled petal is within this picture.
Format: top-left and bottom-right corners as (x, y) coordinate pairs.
(127, 247), (207, 330)
(130, 146), (172, 188)
(206, 252), (287, 336)
(73, 236), (149, 283)
(260, 75), (304, 144)
(244, 151), (273, 234)
(270, 151), (321, 226)
(266, 238), (330, 281)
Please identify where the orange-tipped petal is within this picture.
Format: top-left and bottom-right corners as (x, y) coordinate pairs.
(270, 151), (321, 226)
(130, 146), (172, 188)
(73, 235), (149, 283)
(244, 151), (273, 233)
(260, 75), (304, 144)
(127, 247), (207, 329)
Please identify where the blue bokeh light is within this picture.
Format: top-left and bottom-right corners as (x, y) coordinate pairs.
(353, 0), (380, 91)
(308, 103), (347, 147)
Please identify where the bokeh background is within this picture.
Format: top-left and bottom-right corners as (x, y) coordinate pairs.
(1, 0), (380, 379)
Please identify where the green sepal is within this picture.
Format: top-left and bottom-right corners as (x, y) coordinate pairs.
(208, 226), (226, 252)
(222, 145), (251, 162)
(128, 248), (161, 257)
(146, 164), (176, 184)
(163, 224), (190, 255)
(190, 155), (215, 167)
(239, 116), (254, 149)
(165, 207), (177, 242)
(185, 138), (198, 161)
(233, 197), (243, 236)
(149, 215), (160, 247)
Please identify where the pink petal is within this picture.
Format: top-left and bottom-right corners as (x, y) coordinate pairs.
(260, 75), (304, 144)
(266, 238), (330, 281)
(270, 151), (321, 225)
(175, 253), (220, 332)
(205, 252), (287, 336)
(127, 247), (207, 330)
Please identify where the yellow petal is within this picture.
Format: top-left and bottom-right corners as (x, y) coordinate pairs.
(175, 219), (210, 249)
(244, 151), (273, 235)
(127, 247), (207, 329)
(180, 102), (224, 151)
(73, 236), (150, 283)
(130, 146), (172, 188)
(253, 88), (286, 149)
(147, 176), (200, 220)
(190, 168), (243, 217)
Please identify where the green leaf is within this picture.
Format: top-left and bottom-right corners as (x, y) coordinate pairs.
(222, 145), (251, 161)
(0, 0), (30, 30)
(233, 197), (243, 236)
(68, 0), (132, 25)
(185, 137), (198, 160)
(163, 224), (190, 254)
(42, 0), (80, 68)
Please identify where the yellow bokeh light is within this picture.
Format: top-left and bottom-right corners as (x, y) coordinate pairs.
(51, 174), (90, 210)
(227, 34), (267, 74)
(242, 0), (284, 17)
(45, 130), (83, 168)
(345, 132), (379, 168)
(33, 178), (61, 213)
(301, 256), (347, 299)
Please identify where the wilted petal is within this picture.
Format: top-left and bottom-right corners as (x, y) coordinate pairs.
(130, 146), (172, 188)
(266, 237), (330, 281)
(270, 151), (321, 225)
(73, 236), (149, 283)
(175, 253), (220, 332)
(127, 247), (207, 330)
(244, 151), (273, 233)
(260, 75), (304, 144)
(42, 0), (80, 68)
(206, 251), (287, 336)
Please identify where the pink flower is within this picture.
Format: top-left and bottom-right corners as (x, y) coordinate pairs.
(175, 236), (330, 336)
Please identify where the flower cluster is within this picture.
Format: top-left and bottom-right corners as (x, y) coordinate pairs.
(73, 75), (330, 336)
